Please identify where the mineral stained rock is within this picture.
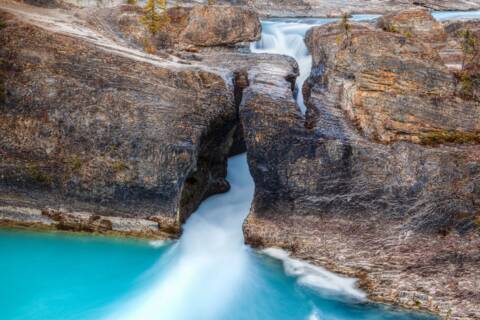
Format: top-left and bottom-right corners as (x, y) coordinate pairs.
(242, 9), (480, 319)
(84, 4), (260, 51)
(0, 0), (268, 237)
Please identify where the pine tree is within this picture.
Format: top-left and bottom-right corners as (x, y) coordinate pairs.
(336, 13), (352, 48)
(141, 0), (170, 35)
(460, 29), (477, 71)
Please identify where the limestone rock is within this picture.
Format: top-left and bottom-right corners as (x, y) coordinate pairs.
(0, 8), (238, 233)
(241, 11), (480, 319)
(180, 5), (261, 46)
(305, 21), (480, 144)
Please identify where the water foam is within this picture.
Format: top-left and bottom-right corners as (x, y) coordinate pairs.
(148, 240), (169, 248)
(263, 248), (367, 301)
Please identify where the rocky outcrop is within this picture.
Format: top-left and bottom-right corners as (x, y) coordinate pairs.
(0, 8), (237, 235)
(84, 4), (260, 52)
(0, 0), (273, 238)
(305, 20), (479, 144)
(0, 0), (295, 239)
(376, 9), (448, 50)
(242, 10), (480, 319)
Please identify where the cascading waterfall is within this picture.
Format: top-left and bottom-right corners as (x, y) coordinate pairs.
(106, 155), (254, 320)
(8, 14), (479, 320)
(250, 16), (380, 112)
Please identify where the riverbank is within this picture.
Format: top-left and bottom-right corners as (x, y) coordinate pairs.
(0, 205), (175, 240)
(245, 215), (480, 319)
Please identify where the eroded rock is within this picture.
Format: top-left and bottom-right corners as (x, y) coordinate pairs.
(242, 11), (480, 319)
(88, 4), (260, 52)
(305, 20), (480, 144)
(0, 7), (238, 235)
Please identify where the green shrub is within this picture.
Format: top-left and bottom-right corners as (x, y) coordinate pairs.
(403, 30), (413, 39)
(141, 0), (170, 35)
(382, 24), (398, 33)
(64, 155), (83, 172)
(112, 161), (129, 172)
(27, 164), (53, 185)
(474, 215), (480, 227)
(420, 131), (480, 146)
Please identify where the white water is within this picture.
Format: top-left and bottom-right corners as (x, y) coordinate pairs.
(106, 155), (255, 320)
(250, 15), (379, 113)
(106, 155), (367, 319)
(263, 248), (366, 300)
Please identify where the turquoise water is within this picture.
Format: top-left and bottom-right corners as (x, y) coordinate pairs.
(0, 228), (435, 320)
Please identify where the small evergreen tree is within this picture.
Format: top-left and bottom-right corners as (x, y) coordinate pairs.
(337, 13), (352, 48)
(457, 29), (479, 99)
(460, 29), (477, 71)
(141, 0), (170, 35)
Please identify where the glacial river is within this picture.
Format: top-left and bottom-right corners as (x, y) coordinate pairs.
(1, 11), (478, 320)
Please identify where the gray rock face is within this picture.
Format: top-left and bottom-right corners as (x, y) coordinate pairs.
(180, 5), (261, 46)
(242, 9), (480, 319)
(0, 9), (237, 233)
(0, 1), (291, 238)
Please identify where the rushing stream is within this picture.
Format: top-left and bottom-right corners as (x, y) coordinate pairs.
(2, 11), (480, 320)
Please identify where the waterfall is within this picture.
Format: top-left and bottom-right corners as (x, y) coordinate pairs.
(106, 155), (255, 320)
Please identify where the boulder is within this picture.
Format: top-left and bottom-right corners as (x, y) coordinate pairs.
(305, 21), (480, 144)
(91, 4), (260, 51)
(180, 5), (261, 46)
(375, 9), (448, 50)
